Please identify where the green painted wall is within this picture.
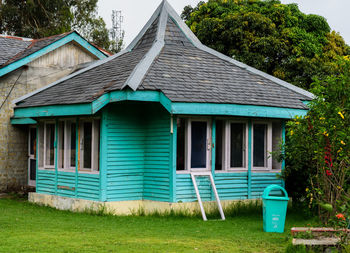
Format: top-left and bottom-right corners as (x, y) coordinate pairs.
(104, 102), (172, 202)
(144, 104), (171, 201)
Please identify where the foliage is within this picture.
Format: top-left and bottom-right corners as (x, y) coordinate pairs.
(182, 0), (350, 90)
(0, 198), (316, 252)
(0, 0), (123, 53)
(284, 58), (350, 224)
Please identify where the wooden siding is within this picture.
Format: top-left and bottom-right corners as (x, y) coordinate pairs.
(144, 105), (171, 201)
(176, 172), (282, 202)
(105, 104), (145, 201)
(104, 103), (172, 202)
(176, 174), (212, 202)
(251, 173), (283, 198)
(36, 170), (100, 200)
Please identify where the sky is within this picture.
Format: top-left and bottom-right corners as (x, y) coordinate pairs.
(97, 0), (350, 46)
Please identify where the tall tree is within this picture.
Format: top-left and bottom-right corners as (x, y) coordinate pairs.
(0, 0), (123, 53)
(183, 0), (350, 90)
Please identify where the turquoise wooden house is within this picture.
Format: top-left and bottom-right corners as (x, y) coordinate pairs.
(12, 1), (313, 214)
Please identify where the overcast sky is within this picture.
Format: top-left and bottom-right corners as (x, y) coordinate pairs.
(97, 0), (350, 46)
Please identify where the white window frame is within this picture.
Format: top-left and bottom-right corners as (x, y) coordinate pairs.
(176, 117), (211, 173)
(28, 126), (37, 186)
(186, 118), (211, 171)
(57, 120), (76, 172)
(79, 119), (100, 173)
(225, 120), (249, 171)
(43, 121), (56, 169)
(251, 121), (272, 171)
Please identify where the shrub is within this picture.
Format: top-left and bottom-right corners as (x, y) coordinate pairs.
(283, 57), (350, 224)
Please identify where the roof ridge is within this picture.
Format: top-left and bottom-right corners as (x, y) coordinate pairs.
(121, 1), (168, 91)
(0, 35), (33, 41)
(160, 0), (314, 99)
(12, 3), (166, 104)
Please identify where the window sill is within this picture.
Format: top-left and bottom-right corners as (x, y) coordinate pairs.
(78, 170), (100, 175)
(176, 170), (210, 174)
(38, 168), (55, 171)
(58, 169), (76, 173)
(252, 170), (281, 173)
(215, 170), (248, 173)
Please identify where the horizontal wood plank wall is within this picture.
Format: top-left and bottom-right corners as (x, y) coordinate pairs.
(214, 172), (249, 200)
(143, 104), (171, 201)
(176, 174), (212, 202)
(250, 173), (283, 198)
(36, 170), (56, 194)
(105, 104), (145, 201)
(36, 170), (100, 200)
(176, 172), (282, 202)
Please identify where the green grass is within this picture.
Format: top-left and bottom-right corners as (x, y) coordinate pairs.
(0, 198), (317, 253)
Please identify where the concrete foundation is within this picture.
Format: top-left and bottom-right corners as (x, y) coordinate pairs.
(28, 192), (250, 216)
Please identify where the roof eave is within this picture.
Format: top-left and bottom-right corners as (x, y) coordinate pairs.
(1, 31), (108, 79)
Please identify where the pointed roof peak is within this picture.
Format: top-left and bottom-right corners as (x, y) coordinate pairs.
(126, 0), (202, 52)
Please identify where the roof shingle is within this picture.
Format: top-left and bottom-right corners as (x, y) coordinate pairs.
(16, 1), (312, 110)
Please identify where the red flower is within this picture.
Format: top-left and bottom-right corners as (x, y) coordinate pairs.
(326, 170), (332, 176)
(336, 213), (346, 221)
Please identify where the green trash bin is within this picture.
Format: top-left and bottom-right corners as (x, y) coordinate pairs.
(262, 185), (289, 233)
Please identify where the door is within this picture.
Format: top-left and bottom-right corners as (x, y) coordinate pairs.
(28, 127), (37, 187)
(187, 119), (211, 171)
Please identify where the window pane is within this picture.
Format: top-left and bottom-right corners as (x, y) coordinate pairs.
(58, 122), (65, 169)
(230, 123), (244, 168)
(45, 124), (55, 166)
(215, 120), (223, 170)
(176, 118), (186, 170)
(30, 159), (36, 180)
(93, 120), (100, 171)
(191, 121), (207, 168)
(272, 122), (282, 170)
(29, 128), (36, 156)
(83, 122), (92, 169)
(253, 124), (266, 167)
(70, 123), (76, 167)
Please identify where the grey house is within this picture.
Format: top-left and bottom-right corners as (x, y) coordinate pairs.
(0, 31), (109, 191)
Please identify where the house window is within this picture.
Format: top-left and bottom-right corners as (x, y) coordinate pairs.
(79, 119), (100, 172)
(228, 122), (247, 169)
(176, 118), (186, 170)
(57, 120), (76, 171)
(44, 122), (55, 169)
(252, 122), (272, 170)
(176, 118), (211, 171)
(215, 120), (224, 170)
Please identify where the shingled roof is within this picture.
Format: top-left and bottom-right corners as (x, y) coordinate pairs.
(15, 0), (314, 110)
(0, 32), (72, 68)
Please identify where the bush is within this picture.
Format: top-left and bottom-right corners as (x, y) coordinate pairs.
(283, 57), (350, 224)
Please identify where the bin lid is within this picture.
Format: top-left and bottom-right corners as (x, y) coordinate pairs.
(262, 185), (289, 200)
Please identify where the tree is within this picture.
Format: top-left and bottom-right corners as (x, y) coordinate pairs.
(182, 0), (350, 90)
(0, 0), (123, 53)
(284, 57), (350, 223)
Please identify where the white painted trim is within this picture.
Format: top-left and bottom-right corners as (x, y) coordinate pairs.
(186, 118), (211, 171)
(225, 120), (249, 171)
(251, 121), (272, 170)
(43, 122), (55, 169)
(28, 126), (36, 187)
(78, 119), (100, 172)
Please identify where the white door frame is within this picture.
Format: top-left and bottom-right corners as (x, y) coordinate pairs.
(28, 126), (36, 187)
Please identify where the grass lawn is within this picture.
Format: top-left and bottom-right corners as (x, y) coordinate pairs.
(0, 197), (317, 253)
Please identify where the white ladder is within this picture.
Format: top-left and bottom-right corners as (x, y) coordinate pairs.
(190, 172), (225, 221)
